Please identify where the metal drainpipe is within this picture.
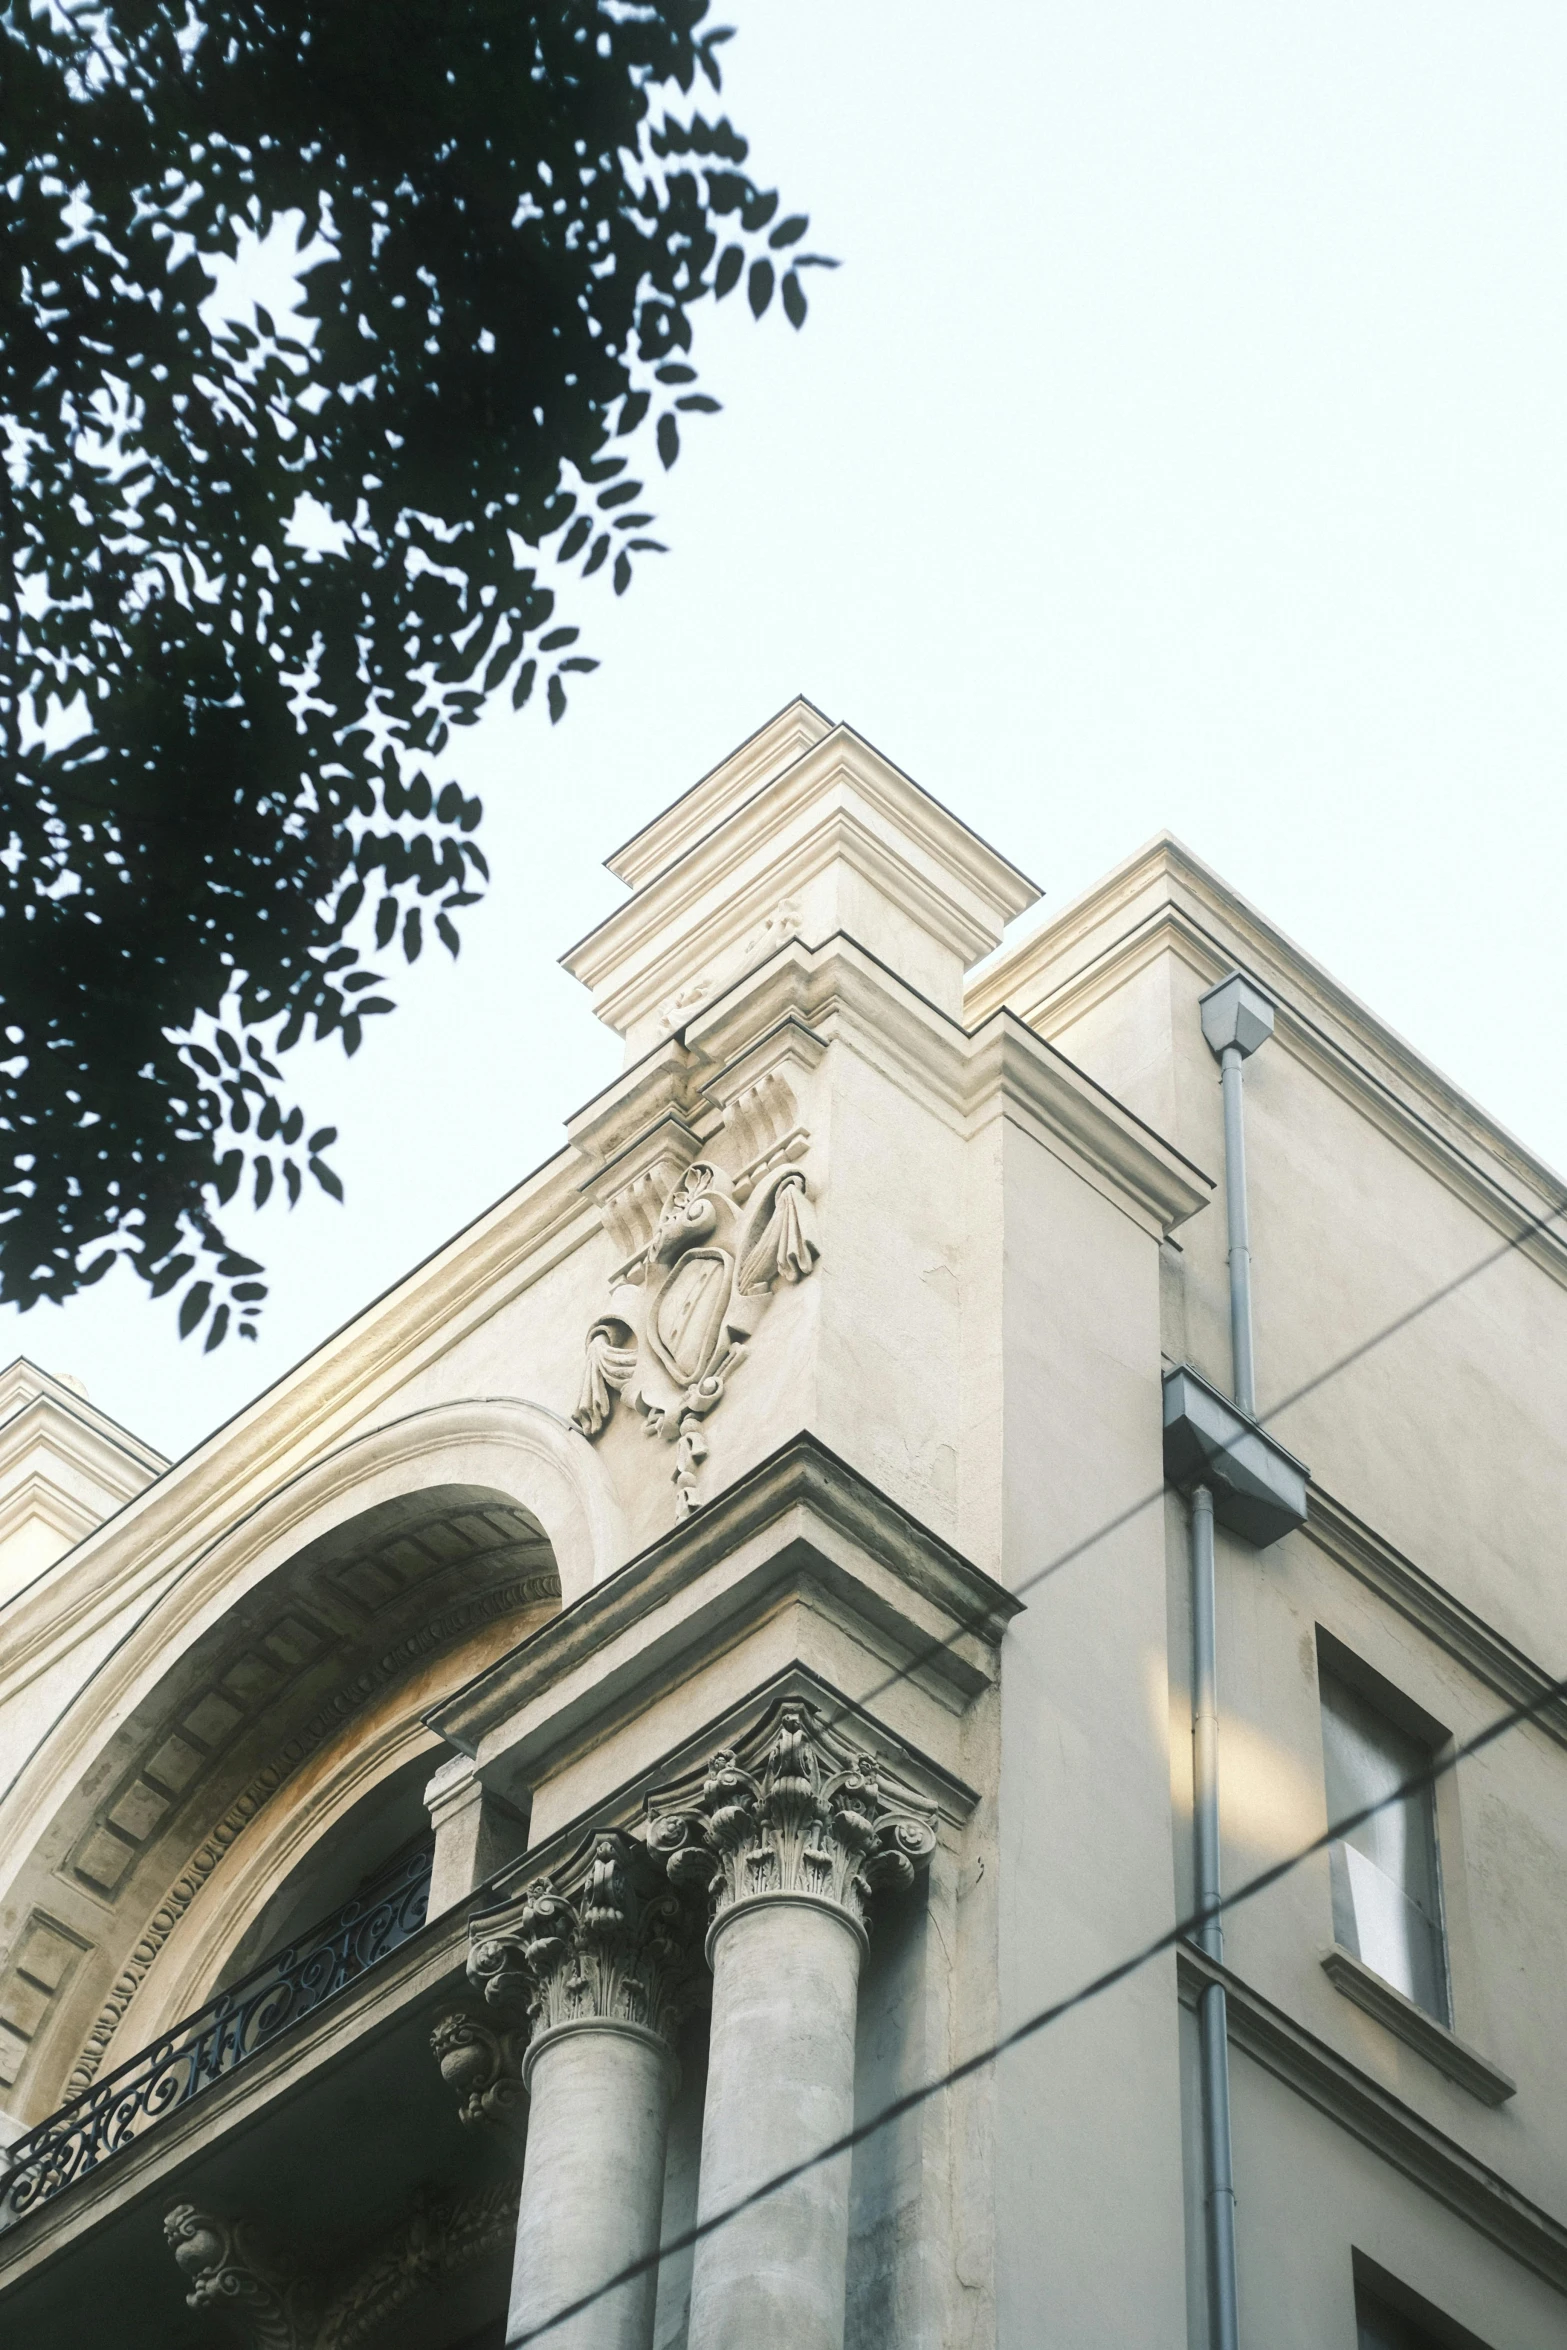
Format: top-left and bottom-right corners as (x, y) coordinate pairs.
(1190, 972), (1275, 2350)
(1191, 1482), (1239, 2350)
(1217, 1042), (1256, 1416)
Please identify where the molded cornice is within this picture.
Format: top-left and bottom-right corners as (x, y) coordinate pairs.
(963, 1012), (1212, 1236)
(605, 696), (834, 889)
(427, 1431), (1022, 1767)
(967, 833), (1567, 1287)
(1177, 1946), (1567, 2295)
(1305, 1485), (1567, 1751)
(563, 720), (1040, 1045)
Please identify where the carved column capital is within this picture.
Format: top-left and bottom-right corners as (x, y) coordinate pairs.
(466, 1828), (701, 2065)
(645, 1698), (939, 1948)
(164, 2204), (317, 2350)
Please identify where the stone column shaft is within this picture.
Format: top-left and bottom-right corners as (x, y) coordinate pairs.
(646, 1700), (938, 2350)
(449, 1829), (701, 2350)
(511, 2020), (674, 2350)
(688, 1896), (862, 2350)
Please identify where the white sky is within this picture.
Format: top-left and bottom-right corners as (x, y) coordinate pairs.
(9, 0), (1567, 1460)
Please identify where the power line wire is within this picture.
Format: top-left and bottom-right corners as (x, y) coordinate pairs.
(821, 1186), (1567, 1740)
(489, 1185), (1567, 2339)
(508, 1654), (1567, 2345)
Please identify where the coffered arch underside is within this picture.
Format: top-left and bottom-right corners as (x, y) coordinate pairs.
(0, 1398), (617, 2124)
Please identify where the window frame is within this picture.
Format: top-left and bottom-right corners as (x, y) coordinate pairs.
(1315, 1628), (1453, 2028)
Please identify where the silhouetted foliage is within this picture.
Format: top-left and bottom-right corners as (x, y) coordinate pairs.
(0, 0), (829, 1344)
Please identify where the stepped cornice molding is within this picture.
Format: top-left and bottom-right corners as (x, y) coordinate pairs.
(0, 1149), (594, 1678)
(968, 833), (1567, 1288)
(1304, 1484), (1567, 1751)
(427, 1432), (1021, 1776)
(685, 933), (974, 1129)
(1177, 1946), (1567, 2296)
(563, 721), (1039, 1047)
(0, 1363), (167, 1487)
(605, 695), (835, 889)
(963, 1012), (1212, 1236)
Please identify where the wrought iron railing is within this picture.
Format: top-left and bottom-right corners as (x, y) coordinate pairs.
(0, 1838), (433, 2231)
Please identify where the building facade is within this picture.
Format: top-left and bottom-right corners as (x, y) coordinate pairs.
(0, 701), (1562, 2350)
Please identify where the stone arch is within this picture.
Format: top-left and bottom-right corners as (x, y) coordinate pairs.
(0, 1399), (617, 2124)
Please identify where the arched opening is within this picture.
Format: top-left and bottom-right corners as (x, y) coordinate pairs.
(209, 1748), (439, 1995)
(0, 1479), (560, 2127)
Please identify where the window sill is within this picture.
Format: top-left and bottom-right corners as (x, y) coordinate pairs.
(1320, 1947), (1515, 2107)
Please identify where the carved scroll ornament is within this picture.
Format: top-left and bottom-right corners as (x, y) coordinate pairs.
(571, 1150), (820, 1517)
(429, 2007), (527, 2142)
(645, 1700), (938, 1945)
(167, 2183), (519, 2350)
(466, 1828), (702, 2058)
(165, 2205), (318, 2350)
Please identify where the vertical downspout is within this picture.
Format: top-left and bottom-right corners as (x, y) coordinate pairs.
(1190, 971), (1274, 2350)
(1217, 1043), (1256, 1417)
(1190, 1484), (1239, 2350)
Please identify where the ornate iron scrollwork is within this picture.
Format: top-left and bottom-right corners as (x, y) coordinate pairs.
(0, 1838), (433, 2231)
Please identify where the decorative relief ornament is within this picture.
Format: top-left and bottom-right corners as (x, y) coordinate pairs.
(466, 1829), (701, 2058)
(164, 2205), (318, 2350)
(644, 1700), (939, 1945)
(571, 1121), (820, 1516)
(315, 2183), (519, 2350)
(429, 2008), (528, 2141)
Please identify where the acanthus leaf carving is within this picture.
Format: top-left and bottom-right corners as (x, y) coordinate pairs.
(644, 1699), (938, 1944)
(466, 1828), (702, 2058)
(570, 1151), (820, 1517)
(314, 2182), (519, 2350)
(164, 2204), (319, 2350)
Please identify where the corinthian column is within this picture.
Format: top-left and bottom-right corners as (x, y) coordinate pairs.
(647, 1701), (937, 2350)
(464, 1830), (699, 2350)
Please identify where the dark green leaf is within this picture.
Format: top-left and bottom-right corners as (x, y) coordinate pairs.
(178, 1281), (214, 1338)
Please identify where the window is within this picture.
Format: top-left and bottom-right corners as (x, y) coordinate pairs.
(1362, 2293), (1437, 2350)
(1319, 1654), (1448, 2023)
(1353, 2258), (1494, 2350)
(1359, 2299), (1437, 2350)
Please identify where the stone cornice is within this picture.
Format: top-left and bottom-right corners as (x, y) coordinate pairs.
(962, 1012), (1213, 1236)
(967, 833), (1567, 1289)
(426, 1432), (1022, 1768)
(0, 1894), (478, 2282)
(0, 1366), (167, 1487)
(605, 697), (834, 890)
(1304, 1484), (1567, 1751)
(563, 722), (1039, 1044)
(0, 1148), (594, 1676)
(1177, 1946), (1567, 2295)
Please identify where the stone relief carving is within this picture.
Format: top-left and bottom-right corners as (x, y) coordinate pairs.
(644, 1699), (939, 1943)
(165, 2204), (318, 2350)
(466, 1828), (702, 2056)
(429, 2007), (528, 2143)
(572, 1118), (820, 1516)
(656, 896), (804, 1037)
(167, 2183), (519, 2350)
(314, 2182), (519, 2350)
